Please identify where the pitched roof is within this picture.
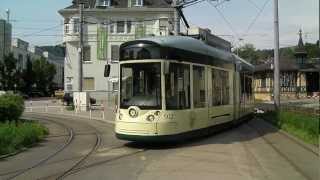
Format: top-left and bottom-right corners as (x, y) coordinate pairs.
(255, 58), (320, 72)
(65, 0), (172, 9)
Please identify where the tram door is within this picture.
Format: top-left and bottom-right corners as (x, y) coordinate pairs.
(208, 68), (234, 127)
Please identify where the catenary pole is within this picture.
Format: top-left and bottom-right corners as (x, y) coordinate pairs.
(173, 0), (180, 35)
(78, 3), (84, 92)
(273, 0), (280, 111)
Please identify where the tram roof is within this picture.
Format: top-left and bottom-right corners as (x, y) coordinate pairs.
(124, 36), (254, 71)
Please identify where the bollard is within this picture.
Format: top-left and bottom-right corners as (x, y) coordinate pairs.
(102, 105), (105, 120)
(90, 108), (92, 120)
(30, 101), (33, 112)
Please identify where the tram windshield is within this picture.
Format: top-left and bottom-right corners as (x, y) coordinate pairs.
(120, 63), (161, 109)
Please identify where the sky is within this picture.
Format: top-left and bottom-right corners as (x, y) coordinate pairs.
(0, 0), (318, 49)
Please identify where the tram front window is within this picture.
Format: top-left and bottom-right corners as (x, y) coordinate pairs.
(120, 63), (161, 109)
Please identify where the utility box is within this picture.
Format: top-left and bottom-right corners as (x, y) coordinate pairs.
(73, 92), (90, 112)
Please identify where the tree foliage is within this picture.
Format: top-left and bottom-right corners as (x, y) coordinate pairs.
(0, 54), (57, 96)
(0, 94), (24, 123)
(235, 41), (320, 65)
(32, 57), (56, 96)
(234, 44), (260, 65)
(0, 54), (21, 91)
(21, 55), (35, 94)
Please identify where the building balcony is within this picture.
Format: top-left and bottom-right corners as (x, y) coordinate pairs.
(63, 33), (79, 42)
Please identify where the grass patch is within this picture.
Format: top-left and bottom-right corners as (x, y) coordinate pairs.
(0, 121), (49, 156)
(259, 111), (319, 146)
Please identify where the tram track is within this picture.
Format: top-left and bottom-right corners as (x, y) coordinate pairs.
(3, 118), (75, 180)
(20, 113), (103, 180)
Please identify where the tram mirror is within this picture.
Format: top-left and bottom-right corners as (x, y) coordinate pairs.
(104, 64), (111, 77)
(164, 62), (170, 75)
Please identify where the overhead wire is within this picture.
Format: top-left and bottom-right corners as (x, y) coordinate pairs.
(206, 0), (241, 40)
(244, 0), (270, 35)
(18, 24), (63, 38)
(246, 0), (262, 11)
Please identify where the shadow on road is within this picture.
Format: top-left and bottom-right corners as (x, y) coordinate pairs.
(123, 118), (278, 150)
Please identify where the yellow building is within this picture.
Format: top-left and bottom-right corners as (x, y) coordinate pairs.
(254, 30), (320, 101)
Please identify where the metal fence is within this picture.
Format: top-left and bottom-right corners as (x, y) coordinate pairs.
(24, 91), (117, 122)
(255, 101), (320, 117)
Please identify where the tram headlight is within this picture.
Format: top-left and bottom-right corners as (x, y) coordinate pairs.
(129, 108), (138, 118)
(146, 115), (155, 122)
(154, 111), (161, 116)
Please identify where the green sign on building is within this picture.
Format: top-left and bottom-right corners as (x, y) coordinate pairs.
(97, 26), (108, 60)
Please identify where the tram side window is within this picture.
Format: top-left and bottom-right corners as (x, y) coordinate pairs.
(212, 69), (230, 106)
(193, 66), (206, 108)
(165, 63), (190, 110)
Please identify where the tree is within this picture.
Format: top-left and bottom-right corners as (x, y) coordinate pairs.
(0, 53), (21, 91)
(234, 44), (260, 65)
(32, 57), (56, 96)
(21, 55), (35, 95)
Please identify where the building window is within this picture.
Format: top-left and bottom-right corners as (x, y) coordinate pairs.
(66, 77), (73, 91)
(127, 21), (132, 33)
(73, 18), (80, 33)
(110, 20), (132, 34)
(193, 66), (206, 108)
(109, 22), (115, 34)
(165, 63), (190, 110)
(83, 46), (91, 62)
(212, 69), (230, 106)
(97, 0), (111, 6)
(133, 0), (143, 6)
(117, 21), (125, 33)
(65, 24), (69, 34)
(111, 45), (120, 61)
(83, 77), (95, 91)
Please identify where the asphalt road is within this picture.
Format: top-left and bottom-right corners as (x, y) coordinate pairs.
(0, 113), (318, 180)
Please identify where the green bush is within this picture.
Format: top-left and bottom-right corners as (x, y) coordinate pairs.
(259, 110), (319, 145)
(0, 121), (48, 155)
(0, 94), (24, 123)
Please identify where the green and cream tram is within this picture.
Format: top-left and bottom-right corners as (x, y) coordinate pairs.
(111, 36), (254, 142)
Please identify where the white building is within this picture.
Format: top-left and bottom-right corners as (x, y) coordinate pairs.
(0, 19), (12, 61)
(59, 0), (175, 94)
